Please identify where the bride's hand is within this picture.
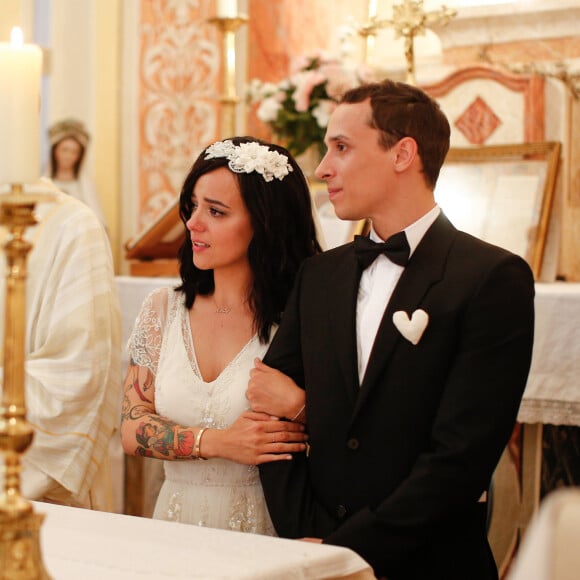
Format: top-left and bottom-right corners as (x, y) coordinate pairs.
(247, 359), (305, 420)
(203, 411), (308, 466)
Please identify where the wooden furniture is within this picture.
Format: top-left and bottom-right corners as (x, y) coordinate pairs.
(125, 200), (181, 276)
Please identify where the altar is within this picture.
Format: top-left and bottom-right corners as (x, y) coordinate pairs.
(34, 501), (374, 579)
(517, 282), (580, 525)
(518, 282), (580, 427)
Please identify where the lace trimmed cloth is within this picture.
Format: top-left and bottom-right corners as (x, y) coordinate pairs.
(517, 283), (580, 426)
(127, 287), (276, 534)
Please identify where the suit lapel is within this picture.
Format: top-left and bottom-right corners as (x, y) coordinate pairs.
(326, 245), (361, 404)
(352, 214), (457, 418)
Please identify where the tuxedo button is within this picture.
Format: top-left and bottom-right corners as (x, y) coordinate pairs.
(336, 505), (347, 519)
(347, 438), (359, 450)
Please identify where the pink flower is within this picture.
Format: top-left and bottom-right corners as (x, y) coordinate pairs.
(292, 70), (326, 112)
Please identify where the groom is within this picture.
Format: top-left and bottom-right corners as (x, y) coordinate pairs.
(258, 80), (535, 580)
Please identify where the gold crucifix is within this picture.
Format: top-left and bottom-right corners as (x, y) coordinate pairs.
(359, 0), (457, 85)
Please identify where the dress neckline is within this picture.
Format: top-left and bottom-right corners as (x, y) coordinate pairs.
(183, 306), (258, 384)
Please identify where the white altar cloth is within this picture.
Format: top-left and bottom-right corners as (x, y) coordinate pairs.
(35, 501), (374, 579)
(518, 282), (580, 426)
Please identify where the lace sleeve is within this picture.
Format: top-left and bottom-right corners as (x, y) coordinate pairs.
(127, 287), (171, 376)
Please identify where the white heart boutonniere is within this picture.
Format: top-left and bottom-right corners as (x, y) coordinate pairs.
(392, 309), (429, 345)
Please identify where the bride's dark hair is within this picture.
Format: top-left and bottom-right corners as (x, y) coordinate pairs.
(176, 136), (322, 343)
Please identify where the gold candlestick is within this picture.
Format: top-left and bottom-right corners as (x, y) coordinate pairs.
(357, 17), (381, 66)
(0, 183), (52, 579)
(208, 15), (248, 138)
(357, 0), (379, 65)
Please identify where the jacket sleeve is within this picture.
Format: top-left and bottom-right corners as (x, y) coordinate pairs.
(259, 264), (337, 538)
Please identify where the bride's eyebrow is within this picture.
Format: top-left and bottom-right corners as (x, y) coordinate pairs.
(192, 193), (231, 209)
(203, 197), (230, 209)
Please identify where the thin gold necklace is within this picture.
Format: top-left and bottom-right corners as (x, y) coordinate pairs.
(212, 295), (248, 315)
(213, 297), (232, 314)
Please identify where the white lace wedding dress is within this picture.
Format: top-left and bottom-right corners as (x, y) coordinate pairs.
(128, 287), (276, 535)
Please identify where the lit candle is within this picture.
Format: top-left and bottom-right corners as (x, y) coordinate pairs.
(217, 0), (238, 18)
(0, 27), (43, 185)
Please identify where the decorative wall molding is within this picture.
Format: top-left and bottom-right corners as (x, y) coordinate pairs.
(422, 65), (545, 146)
(138, 0), (219, 229)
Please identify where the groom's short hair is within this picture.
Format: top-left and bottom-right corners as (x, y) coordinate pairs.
(340, 80), (451, 189)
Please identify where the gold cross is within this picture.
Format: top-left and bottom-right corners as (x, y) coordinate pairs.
(358, 1), (457, 85)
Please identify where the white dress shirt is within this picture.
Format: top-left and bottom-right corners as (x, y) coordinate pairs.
(356, 205), (441, 383)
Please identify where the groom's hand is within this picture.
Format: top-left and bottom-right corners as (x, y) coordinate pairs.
(247, 358), (305, 421)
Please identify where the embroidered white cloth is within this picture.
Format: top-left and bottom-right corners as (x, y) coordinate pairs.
(518, 282), (580, 426)
(0, 180), (122, 509)
(128, 287), (275, 533)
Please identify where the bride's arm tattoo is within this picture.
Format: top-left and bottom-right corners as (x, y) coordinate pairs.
(122, 361), (195, 459)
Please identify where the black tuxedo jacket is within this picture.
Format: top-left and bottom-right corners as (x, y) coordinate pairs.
(260, 213), (535, 580)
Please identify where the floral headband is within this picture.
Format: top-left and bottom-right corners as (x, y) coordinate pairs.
(204, 140), (293, 182)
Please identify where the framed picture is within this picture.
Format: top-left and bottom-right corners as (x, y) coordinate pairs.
(434, 141), (561, 278)
(310, 180), (367, 250)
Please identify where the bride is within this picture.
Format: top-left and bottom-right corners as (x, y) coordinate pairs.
(121, 137), (319, 534)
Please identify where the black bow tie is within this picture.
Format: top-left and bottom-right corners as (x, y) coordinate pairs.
(354, 232), (410, 270)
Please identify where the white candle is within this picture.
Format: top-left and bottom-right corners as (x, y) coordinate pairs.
(0, 27), (43, 185)
(217, 0), (238, 18)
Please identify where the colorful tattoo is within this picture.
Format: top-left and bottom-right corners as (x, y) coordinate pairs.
(134, 419), (195, 459)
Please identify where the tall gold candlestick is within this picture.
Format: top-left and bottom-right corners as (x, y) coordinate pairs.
(0, 184), (52, 579)
(357, 17), (380, 66)
(208, 15), (248, 138)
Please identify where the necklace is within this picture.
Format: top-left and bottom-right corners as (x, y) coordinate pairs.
(213, 297), (232, 314)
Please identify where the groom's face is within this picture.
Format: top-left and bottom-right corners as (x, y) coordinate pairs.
(315, 99), (395, 223)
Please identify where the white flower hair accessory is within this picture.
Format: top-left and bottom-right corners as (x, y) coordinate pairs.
(204, 139), (293, 182)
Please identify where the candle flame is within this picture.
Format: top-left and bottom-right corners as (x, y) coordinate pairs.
(10, 27), (24, 48)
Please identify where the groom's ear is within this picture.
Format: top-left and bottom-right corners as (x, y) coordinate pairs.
(392, 137), (418, 174)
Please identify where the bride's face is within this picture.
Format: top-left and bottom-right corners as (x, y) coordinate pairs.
(54, 137), (82, 172)
(186, 167), (254, 273)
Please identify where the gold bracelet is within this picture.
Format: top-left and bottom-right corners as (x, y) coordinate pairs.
(291, 404), (306, 423)
(194, 427), (208, 460)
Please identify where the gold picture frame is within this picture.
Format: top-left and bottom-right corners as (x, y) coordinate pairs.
(435, 141), (561, 279)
